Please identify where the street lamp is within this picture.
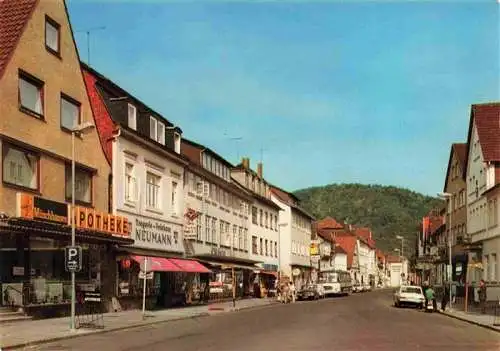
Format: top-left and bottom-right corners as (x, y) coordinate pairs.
(438, 192), (453, 310)
(70, 121), (94, 331)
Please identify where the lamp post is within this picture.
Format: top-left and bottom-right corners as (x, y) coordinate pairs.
(70, 122), (94, 331)
(438, 192), (453, 310)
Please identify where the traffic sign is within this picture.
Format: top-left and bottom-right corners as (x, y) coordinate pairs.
(65, 246), (82, 272)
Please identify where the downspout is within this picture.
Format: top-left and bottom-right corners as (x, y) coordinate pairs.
(109, 127), (121, 215)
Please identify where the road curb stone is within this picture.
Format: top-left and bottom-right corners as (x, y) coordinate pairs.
(437, 310), (500, 333)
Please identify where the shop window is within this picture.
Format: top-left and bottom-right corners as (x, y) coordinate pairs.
(60, 94), (81, 131)
(146, 171), (161, 209)
(19, 71), (44, 117)
(65, 166), (92, 205)
(252, 236), (258, 254)
(2, 144), (39, 190)
(117, 259), (159, 298)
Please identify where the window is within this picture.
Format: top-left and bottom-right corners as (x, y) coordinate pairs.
(19, 72), (43, 116)
(196, 214), (202, 241)
(212, 218), (217, 244)
(174, 132), (181, 154)
(265, 212), (268, 228)
(157, 122), (165, 145)
(60, 95), (80, 130)
(238, 227), (243, 249)
(275, 242), (278, 257)
(259, 209), (263, 226)
(220, 221), (224, 244)
(205, 216), (210, 242)
(146, 172), (161, 209)
(265, 239), (268, 256)
(128, 104), (137, 130)
(492, 254), (497, 282)
(124, 162), (137, 202)
(171, 181), (178, 215)
(224, 223), (231, 247)
(260, 238), (263, 255)
(2, 144), (39, 190)
(252, 236), (258, 254)
(233, 225), (237, 248)
(244, 228), (248, 251)
(252, 206), (257, 224)
(45, 16), (60, 54)
(149, 117), (157, 141)
(65, 166), (92, 204)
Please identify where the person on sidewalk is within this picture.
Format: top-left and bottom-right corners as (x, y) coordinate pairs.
(441, 284), (450, 312)
(425, 284), (437, 311)
(479, 279), (487, 314)
(289, 282), (296, 303)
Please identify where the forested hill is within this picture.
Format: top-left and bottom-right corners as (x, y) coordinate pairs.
(294, 184), (444, 254)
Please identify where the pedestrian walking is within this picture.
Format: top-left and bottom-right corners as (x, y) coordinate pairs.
(289, 282), (296, 303)
(441, 284), (449, 312)
(479, 279), (487, 314)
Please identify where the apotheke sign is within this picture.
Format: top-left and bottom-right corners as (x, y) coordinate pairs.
(126, 214), (183, 253)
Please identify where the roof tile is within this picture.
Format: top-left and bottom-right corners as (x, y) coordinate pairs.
(0, 0), (38, 80)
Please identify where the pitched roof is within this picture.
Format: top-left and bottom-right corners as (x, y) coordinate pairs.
(317, 229), (334, 242)
(334, 235), (357, 268)
(270, 186), (315, 220)
(0, 0), (38, 80)
(354, 227), (376, 249)
(464, 103), (500, 178)
(443, 143), (467, 192)
(316, 217), (344, 230)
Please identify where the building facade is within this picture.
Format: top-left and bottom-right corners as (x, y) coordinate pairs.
(231, 158), (281, 296)
(181, 139), (258, 298)
(464, 103), (500, 296)
(0, 0), (132, 314)
(270, 186), (314, 289)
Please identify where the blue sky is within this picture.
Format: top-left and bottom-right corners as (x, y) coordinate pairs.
(67, 0), (499, 196)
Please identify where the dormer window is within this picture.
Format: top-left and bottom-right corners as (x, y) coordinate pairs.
(174, 132), (181, 154)
(157, 122), (165, 145)
(149, 117), (157, 140)
(128, 104), (136, 130)
(149, 117), (165, 145)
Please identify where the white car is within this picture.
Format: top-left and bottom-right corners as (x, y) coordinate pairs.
(393, 285), (425, 308)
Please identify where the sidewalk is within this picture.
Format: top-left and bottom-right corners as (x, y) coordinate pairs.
(0, 298), (277, 350)
(438, 305), (500, 333)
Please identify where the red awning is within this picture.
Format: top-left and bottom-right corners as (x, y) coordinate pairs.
(168, 258), (211, 273)
(131, 256), (183, 272)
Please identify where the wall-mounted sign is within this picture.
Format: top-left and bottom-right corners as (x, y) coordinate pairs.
(125, 214), (183, 253)
(17, 193), (130, 237)
(292, 268), (301, 276)
(309, 243), (319, 256)
(210, 247), (228, 257)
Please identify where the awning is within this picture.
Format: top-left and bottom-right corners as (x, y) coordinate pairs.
(131, 256), (182, 272)
(169, 258), (211, 273)
(258, 270), (278, 278)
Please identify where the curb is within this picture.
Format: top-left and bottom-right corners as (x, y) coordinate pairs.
(438, 311), (500, 333)
(3, 312), (210, 350)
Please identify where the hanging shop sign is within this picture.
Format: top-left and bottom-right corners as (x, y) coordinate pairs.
(125, 214), (183, 253)
(319, 242), (332, 256)
(17, 193), (130, 237)
(309, 243), (319, 256)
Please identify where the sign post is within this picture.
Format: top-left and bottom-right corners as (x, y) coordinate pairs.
(141, 257), (148, 319)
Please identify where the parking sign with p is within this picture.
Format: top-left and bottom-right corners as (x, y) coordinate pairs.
(65, 246), (82, 272)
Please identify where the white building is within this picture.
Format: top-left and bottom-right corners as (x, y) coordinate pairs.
(231, 159), (281, 275)
(387, 256), (409, 288)
(464, 103), (500, 298)
(270, 186), (315, 289)
(181, 140), (261, 297)
(353, 227), (377, 288)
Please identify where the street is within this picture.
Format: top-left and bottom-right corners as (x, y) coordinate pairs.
(24, 290), (499, 351)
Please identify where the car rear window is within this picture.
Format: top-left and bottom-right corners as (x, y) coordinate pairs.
(402, 287), (421, 294)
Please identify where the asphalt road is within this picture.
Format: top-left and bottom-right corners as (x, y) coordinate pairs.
(24, 290), (499, 351)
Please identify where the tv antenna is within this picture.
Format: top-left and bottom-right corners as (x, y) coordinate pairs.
(223, 132), (243, 162)
(75, 26), (106, 65)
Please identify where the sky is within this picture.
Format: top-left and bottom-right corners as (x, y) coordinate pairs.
(67, 0), (499, 196)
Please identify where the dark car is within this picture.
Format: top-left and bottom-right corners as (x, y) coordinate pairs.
(297, 284), (320, 301)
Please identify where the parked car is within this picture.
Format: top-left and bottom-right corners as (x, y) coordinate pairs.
(393, 285), (425, 308)
(297, 284), (320, 300)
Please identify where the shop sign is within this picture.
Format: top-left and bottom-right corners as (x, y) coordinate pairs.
(309, 243), (319, 256)
(17, 193), (130, 237)
(292, 268), (301, 276)
(125, 214), (183, 253)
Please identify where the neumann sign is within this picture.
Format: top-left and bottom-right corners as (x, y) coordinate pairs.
(126, 214), (183, 253)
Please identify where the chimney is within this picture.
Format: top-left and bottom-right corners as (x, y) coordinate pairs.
(241, 157), (250, 169)
(257, 162), (263, 178)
